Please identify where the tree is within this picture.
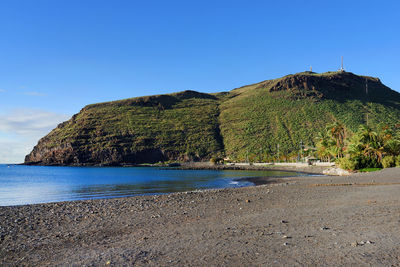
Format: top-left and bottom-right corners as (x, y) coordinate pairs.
(316, 128), (334, 162)
(316, 123), (400, 170)
(347, 125), (397, 168)
(316, 122), (346, 161)
(328, 122), (346, 158)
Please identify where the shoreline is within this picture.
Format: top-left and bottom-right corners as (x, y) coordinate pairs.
(1, 165), (326, 207)
(20, 161), (332, 174)
(2, 168), (400, 265)
(169, 163), (330, 175)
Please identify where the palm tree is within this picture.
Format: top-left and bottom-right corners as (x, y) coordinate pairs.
(328, 122), (346, 158)
(316, 127), (336, 162)
(348, 125), (385, 165)
(379, 125), (400, 156)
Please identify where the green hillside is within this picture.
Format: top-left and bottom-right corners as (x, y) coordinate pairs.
(220, 71), (400, 161)
(26, 91), (225, 165)
(25, 71), (400, 165)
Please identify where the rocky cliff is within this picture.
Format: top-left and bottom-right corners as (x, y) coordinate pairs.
(25, 71), (400, 165)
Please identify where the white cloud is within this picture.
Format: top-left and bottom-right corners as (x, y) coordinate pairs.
(0, 109), (69, 136)
(0, 142), (33, 164)
(23, 91), (46, 96)
(0, 89), (5, 93)
(0, 109), (70, 163)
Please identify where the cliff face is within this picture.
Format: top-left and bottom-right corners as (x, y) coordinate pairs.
(25, 90), (225, 166)
(25, 71), (400, 165)
(257, 71), (389, 101)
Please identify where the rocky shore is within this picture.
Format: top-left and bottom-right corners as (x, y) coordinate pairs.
(1, 168), (400, 266)
(171, 162), (331, 175)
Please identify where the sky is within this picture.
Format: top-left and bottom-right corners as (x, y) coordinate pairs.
(0, 0), (399, 163)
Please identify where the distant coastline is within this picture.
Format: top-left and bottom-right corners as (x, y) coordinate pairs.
(22, 161), (331, 175)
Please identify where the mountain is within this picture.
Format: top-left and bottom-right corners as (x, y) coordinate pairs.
(25, 71), (400, 165)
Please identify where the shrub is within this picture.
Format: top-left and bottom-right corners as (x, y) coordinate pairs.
(357, 157), (381, 169)
(336, 157), (357, 170)
(210, 157), (223, 165)
(395, 155), (400, 167)
(382, 156), (395, 168)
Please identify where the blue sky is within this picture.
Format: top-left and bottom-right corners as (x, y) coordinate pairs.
(0, 0), (399, 163)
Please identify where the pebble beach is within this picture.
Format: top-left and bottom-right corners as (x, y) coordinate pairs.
(1, 167), (400, 266)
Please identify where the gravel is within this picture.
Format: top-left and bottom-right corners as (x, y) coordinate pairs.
(1, 168), (400, 266)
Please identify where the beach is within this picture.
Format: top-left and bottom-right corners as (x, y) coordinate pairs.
(1, 167), (400, 266)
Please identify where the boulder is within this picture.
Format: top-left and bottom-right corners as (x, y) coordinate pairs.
(323, 168), (351, 176)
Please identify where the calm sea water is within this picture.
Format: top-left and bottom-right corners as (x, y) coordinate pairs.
(0, 165), (303, 206)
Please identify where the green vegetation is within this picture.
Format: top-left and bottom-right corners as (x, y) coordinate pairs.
(210, 156), (224, 165)
(358, 168), (382, 172)
(28, 91), (225, 165)
(25, 71), (400, 166)
(382, 156), (395, 168)
(316, 124), (400, 170)
(220, 71), (400, 162)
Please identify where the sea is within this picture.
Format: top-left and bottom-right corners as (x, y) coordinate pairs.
(0, 164), (304, 206)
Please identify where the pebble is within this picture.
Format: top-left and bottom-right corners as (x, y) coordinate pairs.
(351, 240), (374, 247)
(0, 177), (386, 265)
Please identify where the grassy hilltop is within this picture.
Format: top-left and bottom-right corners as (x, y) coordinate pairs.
(220, 71), (400, 161)
(25, 71), (400, 165)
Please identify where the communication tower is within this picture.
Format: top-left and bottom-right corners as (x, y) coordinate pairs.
(339, 56), (345, 72)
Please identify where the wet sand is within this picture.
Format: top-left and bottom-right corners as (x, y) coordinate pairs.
(1, 168), (400, 266)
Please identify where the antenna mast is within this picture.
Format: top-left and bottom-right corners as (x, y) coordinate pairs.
(341, 56), (343, 70)
(340, 56), (344, 72)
